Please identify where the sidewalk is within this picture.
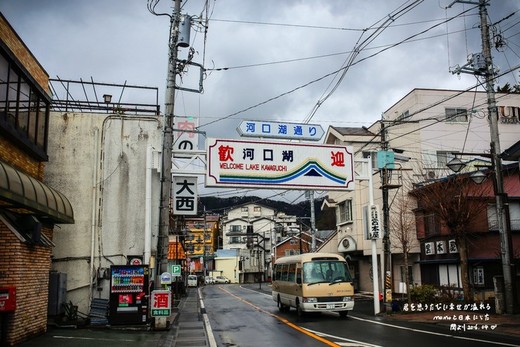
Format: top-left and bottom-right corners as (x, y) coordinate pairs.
(166, 287), (213, 347)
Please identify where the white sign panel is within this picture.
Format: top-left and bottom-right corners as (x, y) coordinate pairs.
(173, 176), (198, 215)
(237, 120), (324, 141)
(206, 138), (354, 190)
(174, 116), (199, 151)
(368, 205), (382, 239)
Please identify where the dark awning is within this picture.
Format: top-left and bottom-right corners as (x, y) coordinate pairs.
(0, 160), (74, 224)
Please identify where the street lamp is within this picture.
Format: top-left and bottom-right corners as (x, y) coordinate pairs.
(446, 157), (466, 173)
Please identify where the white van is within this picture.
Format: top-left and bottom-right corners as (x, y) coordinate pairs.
(187, 275), (198, 287)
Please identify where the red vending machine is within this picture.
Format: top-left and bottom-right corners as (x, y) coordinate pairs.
(109, 265), (149, 325)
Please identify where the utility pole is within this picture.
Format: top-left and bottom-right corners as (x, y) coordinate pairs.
(449, 0), (514, 314)
(158, 0), (182, 281)
(380, 121), (392, 308)
(478, 0), (514, 314)
(309, 190), (316, 252)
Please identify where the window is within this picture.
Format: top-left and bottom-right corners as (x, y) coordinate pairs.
(424, 213), (440, 237)
(284, 249), (300, 256)
(445, 108), (468, 122)
(230, 225), (242, 233)
(253, 206), (261, 213)
(0, 49), (50, 159)
(489, 201), (520, 231)
(287, 264), (296, 282)
(229, 236), (241, 244)
(396, 110), (409, 121)
(241, 207), (248, 212)
(439, 264), (461, 287)
(436, 151), (457, 168)
(337, 200), (353, 224)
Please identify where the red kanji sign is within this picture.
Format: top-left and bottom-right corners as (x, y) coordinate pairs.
(151, 290), (171, 317)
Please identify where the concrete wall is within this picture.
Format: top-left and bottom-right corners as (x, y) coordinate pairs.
(44, 112), (162, 314)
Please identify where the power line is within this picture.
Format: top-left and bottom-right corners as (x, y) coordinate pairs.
(198, 4), (475, 130)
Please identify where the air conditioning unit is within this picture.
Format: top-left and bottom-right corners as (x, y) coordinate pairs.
(426, 171), (436, 179)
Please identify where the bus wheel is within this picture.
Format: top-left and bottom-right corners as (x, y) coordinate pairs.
(339, 311), (348, 318)
(278, 296), (287, 312)
(296, 300), (304, 318)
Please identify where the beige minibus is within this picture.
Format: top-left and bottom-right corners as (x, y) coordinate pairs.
(272, 252), (354, 318)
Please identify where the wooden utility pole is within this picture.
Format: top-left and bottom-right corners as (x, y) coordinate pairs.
(478, 0), (514, 314)
(158, 0), (182, 280)
(448, 0), (515, 313)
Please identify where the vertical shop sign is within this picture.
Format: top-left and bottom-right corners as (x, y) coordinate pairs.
(173, 176), (198, 215)
(151, 290), (171, 317)
(174, 116), (199, 152)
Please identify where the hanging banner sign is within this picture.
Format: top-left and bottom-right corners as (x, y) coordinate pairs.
(206, 138), (354, 190)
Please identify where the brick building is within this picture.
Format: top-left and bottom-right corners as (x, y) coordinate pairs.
(0, 13), (74, 346)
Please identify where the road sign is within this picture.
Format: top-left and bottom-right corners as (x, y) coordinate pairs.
(160, 272), (172, 285)
(151, 290), (171, 317)
(171, 264), (182, 277)
(237, 120), (324, 141)
(206, 138), (354, 190)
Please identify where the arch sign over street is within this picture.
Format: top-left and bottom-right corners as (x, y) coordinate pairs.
(206, 138), (354, 190)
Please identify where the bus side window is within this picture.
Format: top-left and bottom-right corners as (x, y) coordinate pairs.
(296, 267), (302, 284)
(281, 264), (289, 281)
(288, 264), (296, 282)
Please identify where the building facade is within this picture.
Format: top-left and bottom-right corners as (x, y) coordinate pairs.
(0, 14), (74, 345)
(43, 81), (163, 316)
(322, 88), (520, 297)
(220, 203), (300, 282)
(411, 164), (520, 305)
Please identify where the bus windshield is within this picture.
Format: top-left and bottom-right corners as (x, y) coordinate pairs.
(303, 261), (352, 284)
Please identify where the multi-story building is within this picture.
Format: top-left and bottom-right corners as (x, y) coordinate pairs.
(0, 14), (74, 345)
(411, 161), (519, 305)
(183, 214), (220, 275)
(322, 88), (520, 297)
(220, 202), (300, 282)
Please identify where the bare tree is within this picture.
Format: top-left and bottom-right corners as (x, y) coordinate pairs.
(389, 192), (419, 305)
(411, 174), (491, 301)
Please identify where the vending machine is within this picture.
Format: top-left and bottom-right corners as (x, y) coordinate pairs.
(109, 265), (149, 325)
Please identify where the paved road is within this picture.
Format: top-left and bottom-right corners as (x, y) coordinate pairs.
(202, 284), (520, 347)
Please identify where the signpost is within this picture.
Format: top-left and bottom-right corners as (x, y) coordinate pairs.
(151, 290), (171, 317)
(171, 264), (182, 277)
(237, 120), (324, 141)
(206, 138), (354, 190)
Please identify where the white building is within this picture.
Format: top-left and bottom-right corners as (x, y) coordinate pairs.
(322, 88), (520, 295)
(43, 81), (163, 314)
(220, 202), (300, 282)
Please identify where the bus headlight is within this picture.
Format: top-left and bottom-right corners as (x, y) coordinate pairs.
(342, 296), (353, 302)
(303, 297), (317, 303)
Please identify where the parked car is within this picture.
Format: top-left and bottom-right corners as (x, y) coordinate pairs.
(187, 274), (198, 287)
(205, 276), (215, 285)
(214, 275), (230, 284)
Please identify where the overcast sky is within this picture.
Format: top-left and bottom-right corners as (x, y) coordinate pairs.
(1, 0), (519, 203)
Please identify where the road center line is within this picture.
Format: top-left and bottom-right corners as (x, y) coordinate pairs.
(219, 286), (341, 347)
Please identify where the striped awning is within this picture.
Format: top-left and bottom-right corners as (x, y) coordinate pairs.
(0, 160), (74, 224)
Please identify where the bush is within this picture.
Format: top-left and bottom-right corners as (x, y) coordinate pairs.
(410, 284), (437, 303)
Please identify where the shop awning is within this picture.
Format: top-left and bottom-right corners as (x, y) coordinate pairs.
(0, 160), (74, 224)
